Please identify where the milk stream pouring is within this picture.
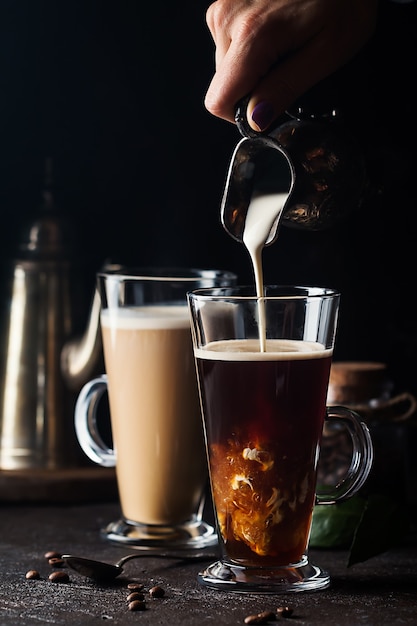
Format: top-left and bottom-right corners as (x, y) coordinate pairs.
(222, 97), (368, 351)
(0, 160), (90, 470)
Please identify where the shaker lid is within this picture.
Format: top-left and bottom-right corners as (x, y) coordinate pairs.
(18, 157), (76, 260)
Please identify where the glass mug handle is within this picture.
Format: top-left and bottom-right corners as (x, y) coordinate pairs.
(74, 374), (115, 467)
(316, 406), (374, 505)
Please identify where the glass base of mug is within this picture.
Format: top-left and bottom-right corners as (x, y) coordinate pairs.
(198, 556), (330, 593)
(102, 517), (218, 550)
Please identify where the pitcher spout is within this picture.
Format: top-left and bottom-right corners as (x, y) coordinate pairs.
(60, 263), (122, 391)
(60, 286), (104, 392)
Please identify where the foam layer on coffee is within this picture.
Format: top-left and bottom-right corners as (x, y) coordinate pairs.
(101, 305), (190, 329)
(195, 339), (331, 361)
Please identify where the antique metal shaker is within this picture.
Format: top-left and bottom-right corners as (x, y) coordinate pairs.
(0, 160), (87, 469)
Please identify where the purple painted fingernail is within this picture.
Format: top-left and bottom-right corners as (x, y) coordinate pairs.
(251, 101), (275, 132)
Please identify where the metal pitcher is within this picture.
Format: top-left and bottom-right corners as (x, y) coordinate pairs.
(222, 98), (369, 245)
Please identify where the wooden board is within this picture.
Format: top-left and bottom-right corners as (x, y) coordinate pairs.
(0, 466), (118, 503)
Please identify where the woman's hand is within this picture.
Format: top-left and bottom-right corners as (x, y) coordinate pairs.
(205, 0), (378, 130)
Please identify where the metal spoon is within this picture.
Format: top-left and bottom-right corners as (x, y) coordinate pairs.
(62, 551), (217, 582)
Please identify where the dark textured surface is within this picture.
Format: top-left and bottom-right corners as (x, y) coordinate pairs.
(0, 501), (416, 625)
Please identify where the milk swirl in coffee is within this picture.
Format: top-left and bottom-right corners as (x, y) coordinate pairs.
(194, 339), (331, 564)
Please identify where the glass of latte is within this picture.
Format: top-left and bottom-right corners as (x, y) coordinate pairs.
(74, 267), (236, 549)
(188, 285), (374, 592)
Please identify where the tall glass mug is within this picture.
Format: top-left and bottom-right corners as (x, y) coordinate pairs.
(75, 267), (236, 549)
(188, 286), (374, 592)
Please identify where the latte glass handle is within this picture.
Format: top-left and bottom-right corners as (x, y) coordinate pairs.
(74, 374), (115, 467)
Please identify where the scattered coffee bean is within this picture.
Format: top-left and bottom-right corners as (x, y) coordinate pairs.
(48, 557), (65, 567)
(276, 606), (293, 618)
(48, 571), (69, 583)
(244, 611), (276, 624)
(127, 582), (145, 591)
(244, 615), (265, 625)
(25, 570), (40, 580)
(149, 585), (165, 598)
(127, 591), (145, 602)
(44, 550), (61, 560)
(128, 600), (146, 611)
